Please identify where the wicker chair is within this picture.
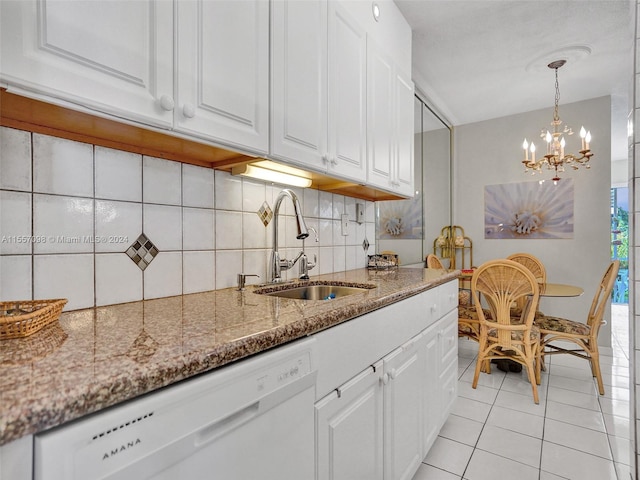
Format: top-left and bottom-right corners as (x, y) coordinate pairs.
(471, 259), (542, 403)
(506, 253), (546, 320)
(537, 260), (620, 395)
(426, 254), (445, 269)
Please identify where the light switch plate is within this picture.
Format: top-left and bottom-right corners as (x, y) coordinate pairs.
(341, 214), (349, 236)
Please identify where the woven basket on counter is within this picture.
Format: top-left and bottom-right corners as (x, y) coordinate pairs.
(0, 299), (67, 340)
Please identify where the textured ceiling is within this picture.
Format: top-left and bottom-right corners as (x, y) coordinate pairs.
(395, 0), (634, 161)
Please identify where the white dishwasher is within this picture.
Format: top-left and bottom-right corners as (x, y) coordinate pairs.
(34, 337), (317, 480)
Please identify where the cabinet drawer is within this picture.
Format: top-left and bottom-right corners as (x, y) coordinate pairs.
(438, 279), (459, 315)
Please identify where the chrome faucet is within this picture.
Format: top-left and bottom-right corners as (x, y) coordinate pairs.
(268, 189), (309, 282)
(299, 226), (318, 280)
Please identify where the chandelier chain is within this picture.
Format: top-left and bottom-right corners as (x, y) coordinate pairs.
(553, 67), (560, 123)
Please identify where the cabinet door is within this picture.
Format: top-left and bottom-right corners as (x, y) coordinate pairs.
(383, 337), (423, 480)
(327, 1), (366, 182)
(0, 0), (173, 128)
(366, 41), (394, 191)
(175, 0), (269, 153)
(316, 364), (384, 480)
(421, 322), (440, 457)
(394, 67), (415, 197)
(271, 0), (327, 169)
(438, 311), (459, 426)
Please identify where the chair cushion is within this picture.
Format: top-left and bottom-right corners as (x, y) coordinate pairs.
(458, 305), (491, 320)
(487, 324), (540, 342)
(510, 306), (545, 320)
(535, 316), (590, 336)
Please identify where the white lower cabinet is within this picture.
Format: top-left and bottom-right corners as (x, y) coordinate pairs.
(422, 310), (458, 457)
(382, 335), (424, 480)
(315, 362), (384, 480)
(315, 281), (458, 480)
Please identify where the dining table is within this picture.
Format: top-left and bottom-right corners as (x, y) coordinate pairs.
(538, 282), (584, 297)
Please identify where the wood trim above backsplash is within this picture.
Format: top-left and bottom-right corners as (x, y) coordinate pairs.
(0, 89), (403, 202)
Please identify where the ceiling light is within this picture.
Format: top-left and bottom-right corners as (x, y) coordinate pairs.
(372, 3), (380, 21)
(231, 162), (312, 188)
(521, 60), (593, 183)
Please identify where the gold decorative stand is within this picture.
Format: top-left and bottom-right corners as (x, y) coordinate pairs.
(433, 225), (473, 270)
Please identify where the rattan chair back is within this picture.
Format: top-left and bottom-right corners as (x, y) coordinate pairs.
(506, 253), (546, 311)
(426, 254), (446, 269)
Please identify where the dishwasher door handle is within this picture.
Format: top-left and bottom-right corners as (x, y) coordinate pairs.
(195, 402), (259, 447)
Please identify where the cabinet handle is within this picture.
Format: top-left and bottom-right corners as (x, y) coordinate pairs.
(322, 155), (329, 164)
(389, 369), (397, 380)
(382, 373), (389, 385)
(330, 157), (338, 165)
(391, 180), (401, 187)
(183, 103), (196, 118)
(430, 304), (437, 314)
(159, 95), (175, 111)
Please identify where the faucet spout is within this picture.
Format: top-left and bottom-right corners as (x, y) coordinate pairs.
(269, 189), (309, 282)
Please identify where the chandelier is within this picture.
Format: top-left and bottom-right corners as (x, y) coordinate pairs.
(521, 60), (593, 183)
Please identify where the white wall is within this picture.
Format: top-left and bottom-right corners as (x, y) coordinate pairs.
(452, 96), (613, 345)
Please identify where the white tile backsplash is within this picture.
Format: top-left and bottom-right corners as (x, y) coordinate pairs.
(143, 156), (181, 205)
(33, 195), (94, 254)
(33, 134), (93, 197)
(242, 212), (267, 249)
(215, 170), (243, 211)
(0, 255), (31, 300)
(95, 200), (142, 253)
(144, 252), (182, 299)
(0, 127), (32, 191)
(182, 164), (214, 208)
(95, 253), (143, 306)
(34, 254), (94, 310)
(1, 130), (378, 310)
(183, 207), (215, 251)
(143, 204), (182, 251)
(95, 147), (142, 202)
(183, 251), (215, 294)
(318, 191), (333, 219)
(216, 250), (242, 289)
(215, 211), (243, 250)
(0, 190), (32, 254)
(242, 178), (266, 213)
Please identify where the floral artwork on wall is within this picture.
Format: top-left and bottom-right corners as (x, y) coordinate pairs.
(376, 193), (423, 240)
(484, 179), (574, 239)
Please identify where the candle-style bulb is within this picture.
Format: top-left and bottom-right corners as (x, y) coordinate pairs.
(580, 126), (587, 138)
(545, 131), (552, 143)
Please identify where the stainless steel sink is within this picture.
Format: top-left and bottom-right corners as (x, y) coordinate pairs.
(254, 282), (374, 300)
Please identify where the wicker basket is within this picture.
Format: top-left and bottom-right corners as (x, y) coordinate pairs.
(0, 299), (67, 340)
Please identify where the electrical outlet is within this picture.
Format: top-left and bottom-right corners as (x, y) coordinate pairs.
(341, 214), (349, 236)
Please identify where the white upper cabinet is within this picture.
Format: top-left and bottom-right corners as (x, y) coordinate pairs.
(175, 0), (269, 154)
(270, 0), (328, 169)
(367, 40), (415, 198)
(271, 0), (367, 182)
(327, 1), (367, 181)
(0, 0), (174, 128)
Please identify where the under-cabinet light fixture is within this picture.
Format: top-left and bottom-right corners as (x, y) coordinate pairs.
(231, 161), (313, 188)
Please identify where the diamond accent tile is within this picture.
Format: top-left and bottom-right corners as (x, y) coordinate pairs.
(257, 201), (273, 227)
(126, 233), (158, 271)
(362, 238), (370, 252)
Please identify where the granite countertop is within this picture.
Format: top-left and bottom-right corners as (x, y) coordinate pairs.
(0, 267), (458, 446)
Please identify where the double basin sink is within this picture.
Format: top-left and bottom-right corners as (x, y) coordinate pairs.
(254, 281), (376, 301)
